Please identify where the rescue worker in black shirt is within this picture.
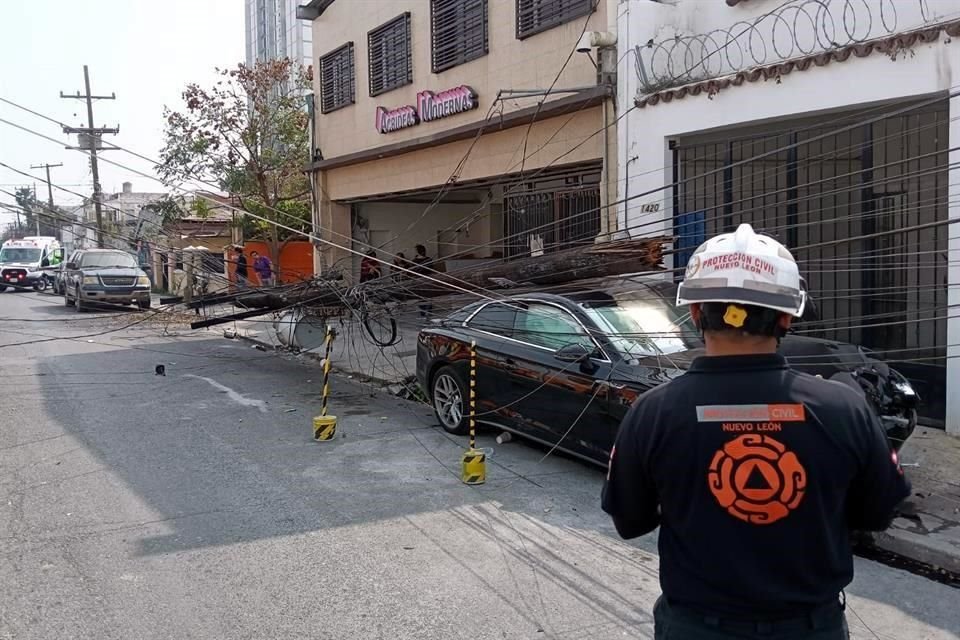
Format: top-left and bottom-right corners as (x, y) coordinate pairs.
(602, 223), (910, 639)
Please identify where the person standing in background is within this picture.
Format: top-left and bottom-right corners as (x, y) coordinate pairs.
(252, 251), (274, 288)
(411, 244), (433, 318)
(234, 246), (249, 289)
(360, 249), (381, 283)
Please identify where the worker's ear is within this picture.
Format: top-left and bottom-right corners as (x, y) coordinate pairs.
(778, 314), (793, 332)
(690, 304), (702, 330)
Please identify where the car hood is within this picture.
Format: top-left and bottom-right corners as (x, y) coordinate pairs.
(83, 268), (144, 277)
(609, 334), (879, 386)
(1, 262), (39, 269)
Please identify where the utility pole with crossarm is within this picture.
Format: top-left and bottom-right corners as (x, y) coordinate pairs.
(60, 65), (118, 248)
(30, 162), (63, 239)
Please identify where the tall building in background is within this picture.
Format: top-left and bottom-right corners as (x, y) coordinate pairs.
(244, 0), (313, 71)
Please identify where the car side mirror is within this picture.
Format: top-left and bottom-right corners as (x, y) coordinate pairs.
(65, 262), (78, 270)
(41, 258), (50, 267)
(555, 342), (593, 363)
(800, 297), (819, 322)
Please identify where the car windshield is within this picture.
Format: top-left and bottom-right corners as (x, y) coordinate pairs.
(0, 248), (42, 263)
(79, 252), (138, 269)
(577, 284), (701, 357)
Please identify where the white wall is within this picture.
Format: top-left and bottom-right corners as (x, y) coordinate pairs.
(618, 0), (960, 433)
(617, 0), (960, 242)
(948, 98), (960, 436)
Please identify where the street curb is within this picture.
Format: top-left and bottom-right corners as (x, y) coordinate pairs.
(868, 528), (960, 576)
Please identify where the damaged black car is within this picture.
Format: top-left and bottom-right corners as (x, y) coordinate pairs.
(416, 276), (919, 465)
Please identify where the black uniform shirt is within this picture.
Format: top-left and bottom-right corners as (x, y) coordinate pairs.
(236, 254), (248, 278)
(602, 353), (910, 619)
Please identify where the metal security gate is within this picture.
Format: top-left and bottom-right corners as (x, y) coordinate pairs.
(504, 167), (602, 258)
(672, 101), (950, 423)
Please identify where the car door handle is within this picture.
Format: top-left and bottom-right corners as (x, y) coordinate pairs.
(503, 358), (519, 372)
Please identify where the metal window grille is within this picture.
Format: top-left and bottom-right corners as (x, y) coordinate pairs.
(368, 13), (413, 97)
(671, 102), (949, 423)
(430, 0), (488, 73)
(516, 0), (594, 40)
(504, 178), (601, 258)
(320, 42), (355, 114)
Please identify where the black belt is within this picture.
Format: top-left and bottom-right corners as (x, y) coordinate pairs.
(668, 595), (845, 635)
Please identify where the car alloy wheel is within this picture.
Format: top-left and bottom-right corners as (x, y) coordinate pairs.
(432, 368), (468, 434)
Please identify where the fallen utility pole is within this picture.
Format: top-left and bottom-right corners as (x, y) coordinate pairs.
(187, 236), (669, 331)
(30, 162), (63, 239)
(60, 65), (118, 249)
(367, 235), (669, 299)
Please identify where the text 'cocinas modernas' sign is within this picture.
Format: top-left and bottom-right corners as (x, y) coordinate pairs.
(375, 85), (478, 134)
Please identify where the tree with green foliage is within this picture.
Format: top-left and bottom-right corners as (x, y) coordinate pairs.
(159, 58), (312, 273)
(13, 187), (59, 237)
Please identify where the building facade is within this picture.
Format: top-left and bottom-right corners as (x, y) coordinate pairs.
(617, 0), (960, 432)
(70, 182), (166, 252)
(299, 0), (618, 281)
(246, 0), (314, 69)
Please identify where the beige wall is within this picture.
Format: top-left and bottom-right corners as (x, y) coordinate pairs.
(315, 108), (606, 269)
(311, 0), (607, 159)
(325, 108), (604, 200)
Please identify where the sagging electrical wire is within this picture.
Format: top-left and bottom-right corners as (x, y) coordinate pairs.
(1, 87), (960, 338)
(7, 82), (955, 302)
(427, 104), (959, 265)
(0, 94), (952, 320)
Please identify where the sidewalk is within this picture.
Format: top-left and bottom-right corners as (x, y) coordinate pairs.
(227, 305), (425, 392)
(870, 427), (960, 577)
(224, 309), (960, 580)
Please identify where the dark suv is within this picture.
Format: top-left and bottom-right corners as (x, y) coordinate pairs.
(63, 249), (152, 311)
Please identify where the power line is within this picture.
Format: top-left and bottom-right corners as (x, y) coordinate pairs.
(2, 87), (958, 311)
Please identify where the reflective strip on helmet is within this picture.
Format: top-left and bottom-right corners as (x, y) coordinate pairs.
(676, 284), (805, 316)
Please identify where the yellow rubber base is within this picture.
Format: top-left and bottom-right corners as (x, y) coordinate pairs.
(313, 415), (338, 441)
(461, 449), (486, 485)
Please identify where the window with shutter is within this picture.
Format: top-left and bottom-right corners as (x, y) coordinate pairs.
(368, 13), (413, 97)
(516, 0), (594, 40)
(430, 0), (488, 74)
(320, 42), (355, 114)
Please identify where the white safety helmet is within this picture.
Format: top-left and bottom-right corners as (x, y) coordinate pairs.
(677, 223), (806, 317)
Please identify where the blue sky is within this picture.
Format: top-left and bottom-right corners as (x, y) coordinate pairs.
(0, 0), (245, 227)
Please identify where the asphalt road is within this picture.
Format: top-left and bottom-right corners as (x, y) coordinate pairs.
(0, 291), (957, 640)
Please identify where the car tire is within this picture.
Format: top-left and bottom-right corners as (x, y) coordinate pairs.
(137, 298), (151, 310)
(75, 288), (85, 313)
(431, 365), (470, 435)
(64, 288), (73, 306)
(0, 285), (6, 293)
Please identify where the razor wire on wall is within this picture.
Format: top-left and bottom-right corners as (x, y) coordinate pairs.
(635, 0), (940, 93)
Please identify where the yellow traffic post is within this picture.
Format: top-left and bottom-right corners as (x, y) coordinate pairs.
(313, 326), (338, 441)
(461, 340), (486, 484)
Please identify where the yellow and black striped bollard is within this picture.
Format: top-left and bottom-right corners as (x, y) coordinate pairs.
(461, 340), (486, 485)
(313, 326), (338, 441)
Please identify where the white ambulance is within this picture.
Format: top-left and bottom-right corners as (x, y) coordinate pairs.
(0, 236), (63, 291)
